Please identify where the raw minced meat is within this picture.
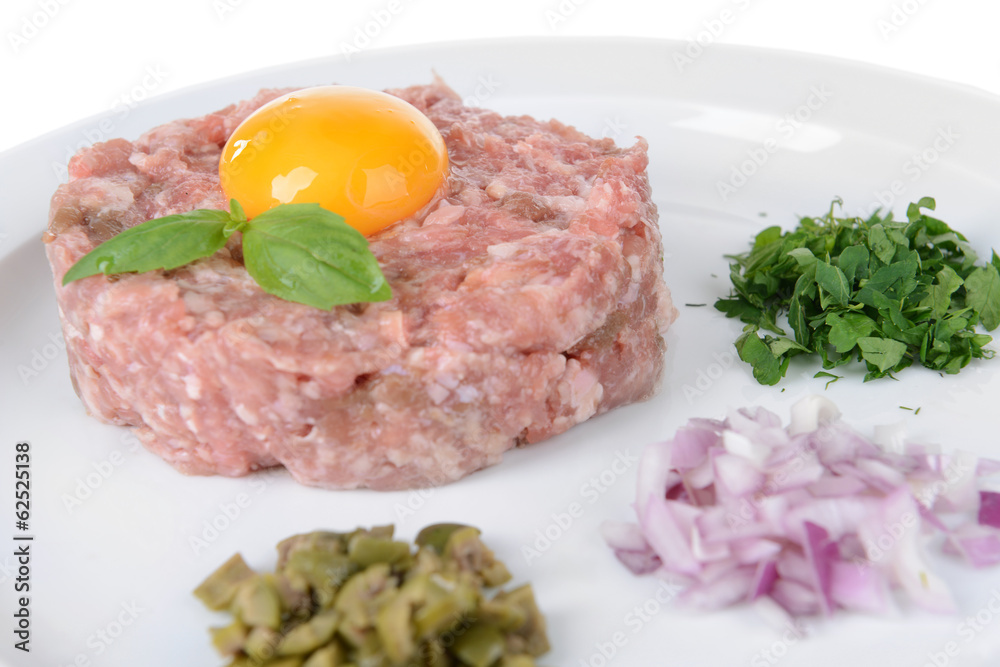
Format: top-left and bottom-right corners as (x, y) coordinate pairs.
(43, 79), (677, 490)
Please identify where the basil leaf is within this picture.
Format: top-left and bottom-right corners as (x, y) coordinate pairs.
(242, 203), (391, 310)
(62, 209), (233, 285)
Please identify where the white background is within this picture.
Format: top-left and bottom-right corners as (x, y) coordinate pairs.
(1, 0), (999, 153)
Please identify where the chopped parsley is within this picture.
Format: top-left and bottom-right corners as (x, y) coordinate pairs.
(715, 197), (999, 384)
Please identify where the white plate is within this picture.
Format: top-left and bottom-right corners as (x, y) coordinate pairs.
(2, 37), (1000, 667)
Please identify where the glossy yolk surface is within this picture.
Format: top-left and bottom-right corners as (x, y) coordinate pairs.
(219, 86), (449, 235)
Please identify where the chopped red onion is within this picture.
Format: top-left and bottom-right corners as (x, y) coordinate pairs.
(943, 523), (1000, 567)
(980, 491), (1000, 529)
(604, 396), (1000, 618)
(749, 559), (777, 600)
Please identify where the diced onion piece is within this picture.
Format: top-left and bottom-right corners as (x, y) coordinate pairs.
(980, 491), (1000, 529)
(788, 395), (841, 435)
(603, 395), (1000, 620)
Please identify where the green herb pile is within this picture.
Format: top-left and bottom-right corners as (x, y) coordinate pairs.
(63, 200), (390, 310)
(194, 524), (549, 667)
(715, 197), (999, 384)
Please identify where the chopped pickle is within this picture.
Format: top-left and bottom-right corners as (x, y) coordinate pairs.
(195, 525), (550, 667)
(195, 553), (255, 610)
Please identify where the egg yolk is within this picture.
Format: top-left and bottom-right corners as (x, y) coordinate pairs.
(219, 85), (449, 235)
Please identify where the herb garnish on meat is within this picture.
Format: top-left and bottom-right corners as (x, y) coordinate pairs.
(62, 199), (390, 310)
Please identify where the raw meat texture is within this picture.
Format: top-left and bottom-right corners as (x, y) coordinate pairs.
(44, 80), (677, 490)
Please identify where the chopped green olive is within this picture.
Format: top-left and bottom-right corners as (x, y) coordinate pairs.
(277, 611), (340, 656)
(275, 571), (312, 616)
(492, 585), (549, 657)
(413, 576), (478, 639)
(499, 656), (536, 667)
(302, 643), (345, 667)
(278, 532), (350, 568)
(335, 563), (395, 648)
(444, 527), (512, 588)
(194, 553), (255, 610)
(477, 598), (527, 632)
(415, 523), (474, 555)
(194, 525), (550, 666)
(245, 625), (282, 662)
(285, 551), (359, 608)
(234, 575), (283, 630)
(348, 535), (412, 568)
(260, 657), (305, 667)
(452, 624), (506, 667)
(210, 620), (249, 655)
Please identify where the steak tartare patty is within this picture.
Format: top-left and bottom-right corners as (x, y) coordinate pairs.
(44, 80), (677, 490)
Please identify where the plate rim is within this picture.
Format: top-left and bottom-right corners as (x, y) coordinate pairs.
(5, 34), (1000, 667)
(4, 35), (1000, 160)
